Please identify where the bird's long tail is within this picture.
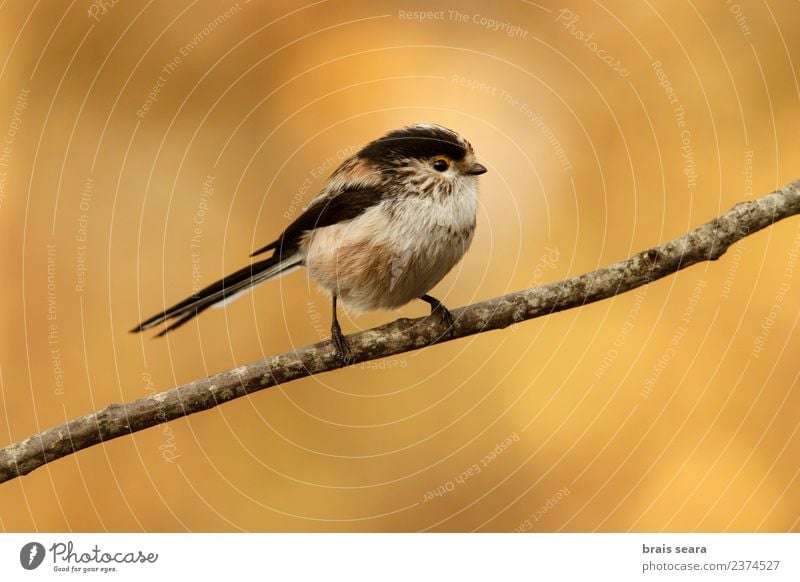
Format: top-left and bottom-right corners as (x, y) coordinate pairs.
(131, 253), (302, 337)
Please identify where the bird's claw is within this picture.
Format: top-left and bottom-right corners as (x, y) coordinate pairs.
(432, 303), (456, 338)
(331, 325), (353, 365)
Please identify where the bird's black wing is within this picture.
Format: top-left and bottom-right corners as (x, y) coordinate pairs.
(250, 186), (385, 257)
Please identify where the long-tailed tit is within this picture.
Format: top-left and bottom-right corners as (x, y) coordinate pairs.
(132, 124), (488, 362)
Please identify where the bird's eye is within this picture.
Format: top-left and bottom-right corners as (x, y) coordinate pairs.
(432, 158), (449, 172)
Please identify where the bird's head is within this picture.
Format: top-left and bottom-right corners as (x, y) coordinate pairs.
(357, 124), (487, 196)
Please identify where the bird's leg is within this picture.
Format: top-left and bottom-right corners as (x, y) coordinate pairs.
(420, 294), (455, 336)
(330, 294), (352, 364)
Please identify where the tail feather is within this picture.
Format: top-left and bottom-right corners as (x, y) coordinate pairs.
(153, 303), (215, 337)
(131, 253), (302, 335)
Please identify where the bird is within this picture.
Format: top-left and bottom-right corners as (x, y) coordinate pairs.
(131, 123), (488, 363)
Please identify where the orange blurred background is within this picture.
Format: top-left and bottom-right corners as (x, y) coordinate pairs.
(0, 0), (798, 532)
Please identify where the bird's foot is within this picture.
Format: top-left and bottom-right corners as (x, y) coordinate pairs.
(434, 303), (455, 338)
(330, 323), (353, 365)
(422, 295), (455, 338)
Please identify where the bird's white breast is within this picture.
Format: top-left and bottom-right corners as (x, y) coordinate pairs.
(302, 181), (478, 312)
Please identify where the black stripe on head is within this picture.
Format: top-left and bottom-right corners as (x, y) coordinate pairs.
(358, 125), (468, 164)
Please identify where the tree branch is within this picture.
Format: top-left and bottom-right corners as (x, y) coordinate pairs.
(2, 179), (799, 485)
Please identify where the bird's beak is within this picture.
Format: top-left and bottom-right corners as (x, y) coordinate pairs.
(466, 162), (488, 176)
